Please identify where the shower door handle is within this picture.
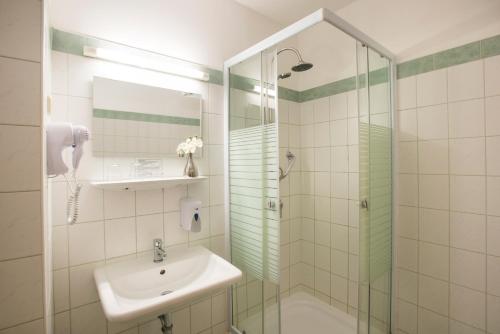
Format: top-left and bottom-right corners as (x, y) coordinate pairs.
(361, 199), (369, 210)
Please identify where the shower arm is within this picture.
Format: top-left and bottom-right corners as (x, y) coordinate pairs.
(277, 47), (305, 63)
(279, 151), (296, 181)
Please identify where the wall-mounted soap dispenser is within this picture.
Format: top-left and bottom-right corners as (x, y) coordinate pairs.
(46, 122), (90, 224)
(180, 198), (202, 232)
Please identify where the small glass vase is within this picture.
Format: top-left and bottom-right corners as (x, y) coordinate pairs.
(183, 153), (198, 177)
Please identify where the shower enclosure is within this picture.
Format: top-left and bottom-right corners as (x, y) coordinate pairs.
(224, 9), (395, 334)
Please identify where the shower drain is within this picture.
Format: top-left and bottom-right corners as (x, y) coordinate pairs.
(160, 290), (173, 296)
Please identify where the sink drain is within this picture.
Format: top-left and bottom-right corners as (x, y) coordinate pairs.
(160, 290), (173, 296)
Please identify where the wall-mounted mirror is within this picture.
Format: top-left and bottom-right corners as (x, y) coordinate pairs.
(92, 76), (203, 157)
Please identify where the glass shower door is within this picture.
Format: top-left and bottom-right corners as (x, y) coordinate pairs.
(228, 48), (281, 334)
(357, 43), (393, 334)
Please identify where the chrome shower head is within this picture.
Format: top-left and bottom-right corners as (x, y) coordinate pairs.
(278, 47), (314, 73)
(291, 61), (313, 72)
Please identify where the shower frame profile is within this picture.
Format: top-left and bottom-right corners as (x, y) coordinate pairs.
(223, 7), (398, 334)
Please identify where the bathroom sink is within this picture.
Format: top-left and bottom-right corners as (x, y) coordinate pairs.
(94, 246), (242, 322)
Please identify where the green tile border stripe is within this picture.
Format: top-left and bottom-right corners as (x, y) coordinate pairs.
(52, 28), (500, 100)
(93, 108), (200, 126)
(397, 34), (500, 79)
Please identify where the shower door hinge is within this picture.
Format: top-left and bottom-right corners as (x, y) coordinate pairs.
(267, 200), (276, 210)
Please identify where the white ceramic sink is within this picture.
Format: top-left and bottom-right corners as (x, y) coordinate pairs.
(94, 246), (242, 322)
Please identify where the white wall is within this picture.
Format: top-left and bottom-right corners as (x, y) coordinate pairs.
(49, 0), (282, 69)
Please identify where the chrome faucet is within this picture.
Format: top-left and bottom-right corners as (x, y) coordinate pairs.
(153, 239), (166, 263)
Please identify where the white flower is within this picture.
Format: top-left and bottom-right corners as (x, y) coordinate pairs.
(177, 137), (203, 156)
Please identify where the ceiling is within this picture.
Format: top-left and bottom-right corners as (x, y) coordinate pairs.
(234, 0), (500, 61)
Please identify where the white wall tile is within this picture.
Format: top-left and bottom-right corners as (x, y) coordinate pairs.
(52, 226), (68, 270)
(333, 146), (349, 172)
(417, 69), (447, 106)
(397, 238), (418, 271)
(105, 217), (137, 259)
(136, 189), (163, 215)
(399, 174), (418, 207)
(52, 51), (68, 95)
(209, 175), (224, 205)
(314, 122), (330, 147)
(208, 83), (223, 115)
(487, 294), (500, 334)
(190, 298), (212, 333)
(104, 190), (135, 219)
(487, 255), (500, 296)
(397, 76), (416, 110)
(398, 206), (418, 239)
(398, 269), (418, 303)
(331, 119), (348, 146)
(418, 140), (448, 174)
(0, 191), (41, 261)
(419, 208), (449, 245)
(0, 0), (41, 61)
(450, 212), (486, 252)
(0, 57), (41, 126)
(487, 176), (500, 216)
(70, 302), (107, 334)
(487, 216), (500, 256)
(399, 142), (418, 174)
(419, 175), (449, 210)
(136, 214), (163, 252)
(448, 60), (484, 102)
(450, 248), (485, 291)
(418, 307), (449, 334)
(487, 136), (500, 175)
(448, 99), (485, 138)
(450, 284), (485, 329)
(313, 97), (330, 123)
(330, 93), (347, 120)
(450, 175), (485, 214)
(77, 184), (104, 223)
(449, 320), (483, 334)
(418, 275), (449, 315)
(68, 221), (105, 266)
(449, 137), (485, 175)
(0, 256), (43, 329)
(485, 96), (500, 136)
(0, 125), (41, 192)
(399, 109), (418, 141)
(314, 147), (330, 172)
(417, 104), (448, 140)
(485, 55), (500, 97)
(69, 262), (101, 308)
(419, 241), (449, 280)
(398, 300), (417, 334)
(164, 211), (187, 246)
(53, 268), (70, 313)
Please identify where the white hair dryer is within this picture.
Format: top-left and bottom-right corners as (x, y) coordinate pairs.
(47, 122), (90, 224)
(47, 122), (89, 176)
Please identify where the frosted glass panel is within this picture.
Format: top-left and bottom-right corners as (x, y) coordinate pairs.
(229, 124), (280, 283)
(358, 43), (393, 334)
(229, 49), (280, 334)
